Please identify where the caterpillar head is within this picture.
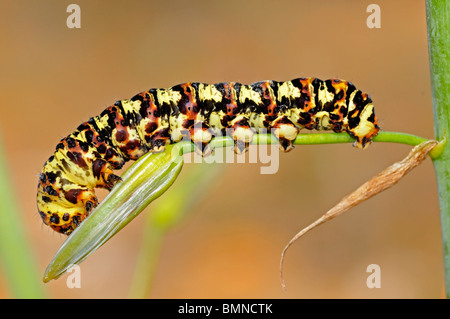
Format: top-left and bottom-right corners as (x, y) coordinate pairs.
(37, 196), (98, 235)
(37, 208), (91, 235)
(37, 175), (98, 235)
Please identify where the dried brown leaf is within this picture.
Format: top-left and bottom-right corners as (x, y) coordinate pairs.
(280, 140), (438, 291)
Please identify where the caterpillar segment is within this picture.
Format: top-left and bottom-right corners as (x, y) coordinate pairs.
(37, 77), (379, 235)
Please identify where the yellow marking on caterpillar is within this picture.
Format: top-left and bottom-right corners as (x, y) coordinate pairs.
(37, 77), (380, 235)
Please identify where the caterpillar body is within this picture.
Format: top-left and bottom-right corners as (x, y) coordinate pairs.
(37, 78), (380, 235)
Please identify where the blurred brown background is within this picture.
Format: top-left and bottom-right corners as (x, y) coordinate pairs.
(0, 0), (443, 298)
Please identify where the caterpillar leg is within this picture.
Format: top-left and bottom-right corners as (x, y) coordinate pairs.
(148, 129), (171, 153)
(190, 123), (213, 157)
(345, 99), (380, 149)
(193, 142), (213, 157)
(270, 116), (299, 152)
(92, 158), (122, 190)
(229, 117), (254, 155)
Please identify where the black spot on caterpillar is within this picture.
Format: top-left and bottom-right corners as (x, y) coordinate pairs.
(37, 78), (380, 234)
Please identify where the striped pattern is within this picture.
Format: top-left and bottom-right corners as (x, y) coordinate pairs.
(37, 78), (379, 234)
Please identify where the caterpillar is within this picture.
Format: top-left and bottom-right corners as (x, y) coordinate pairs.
(37, 78), (380, 235)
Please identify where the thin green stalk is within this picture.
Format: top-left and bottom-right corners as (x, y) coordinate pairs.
(0, 134), (46, 298)
(177, 131), (433, 153)
(43, 130), (437, 283)
(426, 0), (450, 298)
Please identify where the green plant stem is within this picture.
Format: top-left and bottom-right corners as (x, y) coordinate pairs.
(426, 0), (450, 298)
(43, 130), (437, 283)
(176, 131), (434, 154)
(0, 135), (46, 298)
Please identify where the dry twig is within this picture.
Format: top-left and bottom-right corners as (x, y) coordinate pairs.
(280, 140), (438, 292)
